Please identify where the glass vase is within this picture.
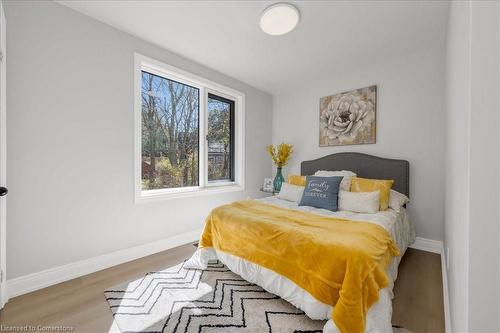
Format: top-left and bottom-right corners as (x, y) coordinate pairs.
(273, 167), (284, 192)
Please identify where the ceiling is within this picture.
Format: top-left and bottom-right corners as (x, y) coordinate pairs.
(58, 1), (449, 95)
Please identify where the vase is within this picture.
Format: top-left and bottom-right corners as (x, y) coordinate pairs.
(273, 167), (284, 192)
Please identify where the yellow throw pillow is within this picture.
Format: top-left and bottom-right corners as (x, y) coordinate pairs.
(350, 177), (394, 211)
(288, 175), (306, 186)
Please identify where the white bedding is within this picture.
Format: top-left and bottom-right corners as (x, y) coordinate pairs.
(186, 197), (415, 333)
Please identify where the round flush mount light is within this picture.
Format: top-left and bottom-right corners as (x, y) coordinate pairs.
(260, 3), (300, 36)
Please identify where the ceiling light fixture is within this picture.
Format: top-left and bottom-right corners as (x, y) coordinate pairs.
(260, 3), (300, 36)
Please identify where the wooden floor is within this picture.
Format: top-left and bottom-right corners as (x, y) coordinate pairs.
(392, 249), (445, 333)
(0, 246), (444, 333)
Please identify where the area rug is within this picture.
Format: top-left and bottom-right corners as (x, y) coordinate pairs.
(105, 260), (411, 333)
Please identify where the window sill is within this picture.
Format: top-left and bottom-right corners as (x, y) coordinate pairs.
(135, 184), (244, 203)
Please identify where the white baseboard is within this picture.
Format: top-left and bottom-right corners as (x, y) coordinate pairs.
(410, 237), (451, 333)
(6, 229), (202, 299)
(410, 236), (442, 254)
(440, 243), (452, 333)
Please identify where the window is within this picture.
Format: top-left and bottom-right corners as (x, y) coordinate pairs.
(135, 54), (244, 201)
(207, 94), (234, 182)
(141, 71), (200, 190)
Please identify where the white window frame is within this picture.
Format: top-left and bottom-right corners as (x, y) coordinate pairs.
(134, 53), (245, 202)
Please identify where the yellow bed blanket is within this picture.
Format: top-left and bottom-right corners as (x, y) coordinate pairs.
(199, 200), (400, 333)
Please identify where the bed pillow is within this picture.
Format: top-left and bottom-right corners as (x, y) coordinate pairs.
(288, 175), (306, 186)
(314, 170), (356, 191)
(350, 177), (394, 211)
(277, 183), (304, 203)
(299, 176), (343, 211)
(338, 190), (380, 214)
(389, 189), (409, 212)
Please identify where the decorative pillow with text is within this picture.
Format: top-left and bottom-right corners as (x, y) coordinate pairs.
(299, 176), (343, 211)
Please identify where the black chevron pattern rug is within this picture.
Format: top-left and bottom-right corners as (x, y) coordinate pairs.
(105, 260), (326, 333)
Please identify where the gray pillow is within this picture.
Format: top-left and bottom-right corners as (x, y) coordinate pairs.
(299, 176), (343, 211)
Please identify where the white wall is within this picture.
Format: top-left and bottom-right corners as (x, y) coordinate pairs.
(445, 1), (500, 332)
(468, 2), (499, 330)
(272, 47), (446, 241)
(444, 2), (470, 331)
(4, 1), (272, 279)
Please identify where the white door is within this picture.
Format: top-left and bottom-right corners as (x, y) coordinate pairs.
(0, 1), (7, 308)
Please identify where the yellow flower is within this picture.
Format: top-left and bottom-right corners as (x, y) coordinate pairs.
(266, 143), (293, 167)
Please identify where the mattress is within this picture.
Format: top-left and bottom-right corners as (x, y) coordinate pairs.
(186, 197), (415, 332)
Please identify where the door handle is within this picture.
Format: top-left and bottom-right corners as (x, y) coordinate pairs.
(0, 187), (7, 196)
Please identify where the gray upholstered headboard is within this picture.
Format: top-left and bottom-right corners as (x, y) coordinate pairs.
(301, 152), (410, 197)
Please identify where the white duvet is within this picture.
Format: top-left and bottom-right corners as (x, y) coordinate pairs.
(186, 197), (415, 333)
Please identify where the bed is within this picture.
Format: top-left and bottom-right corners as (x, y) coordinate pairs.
(186, 152), (415, 333)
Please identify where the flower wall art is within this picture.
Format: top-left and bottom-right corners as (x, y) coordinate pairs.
(319, 85), (377, 146)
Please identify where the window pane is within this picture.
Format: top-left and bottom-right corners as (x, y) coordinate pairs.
(141, 71), (199, 190)
(207, 94), (234, 182)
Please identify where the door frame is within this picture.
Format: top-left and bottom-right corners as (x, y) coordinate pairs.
(0, 0), (7, 308)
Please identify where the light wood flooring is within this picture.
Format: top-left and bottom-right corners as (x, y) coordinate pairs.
(0, 246), (444, 333)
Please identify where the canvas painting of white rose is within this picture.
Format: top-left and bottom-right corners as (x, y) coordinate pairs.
(319, 85), (377, 146)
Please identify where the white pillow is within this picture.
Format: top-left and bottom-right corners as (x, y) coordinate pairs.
(389, 189), (409, 212)
(314, 170), (356, 192)
(338, 190), (380, 214)
(277, 183), (304, 203)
